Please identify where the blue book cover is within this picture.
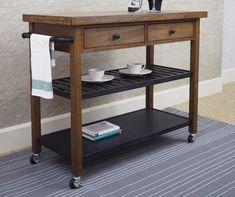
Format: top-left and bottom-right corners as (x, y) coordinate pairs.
(83, 129), (122, 141)
(82, 121), (120, 137)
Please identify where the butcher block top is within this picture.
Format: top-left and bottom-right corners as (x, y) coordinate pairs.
(23, 11), (208, 26)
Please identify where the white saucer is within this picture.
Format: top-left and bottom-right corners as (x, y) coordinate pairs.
(119, 68), (152, 76)
(82, 74), (115, 83)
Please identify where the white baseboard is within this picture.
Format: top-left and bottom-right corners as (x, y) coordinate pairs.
(0, 77), (223, 155)
(222, 68), (235, 84)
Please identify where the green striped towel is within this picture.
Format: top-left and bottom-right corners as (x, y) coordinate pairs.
(30, 34), (56, 99)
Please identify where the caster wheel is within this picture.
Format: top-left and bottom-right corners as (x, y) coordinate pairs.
(29, 154), (39, 165)
(69, 177), (81, 189)
(188, 134), (195, 143)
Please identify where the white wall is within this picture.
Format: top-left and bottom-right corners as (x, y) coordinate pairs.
(223, 0), (235, 70)
(0, 0), (223, 130)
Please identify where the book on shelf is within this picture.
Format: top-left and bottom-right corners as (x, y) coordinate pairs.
(82, 121), (120, 137)
(83, 129), (122, 141)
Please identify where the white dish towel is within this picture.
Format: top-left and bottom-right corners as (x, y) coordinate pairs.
(30, 34), (56, 99)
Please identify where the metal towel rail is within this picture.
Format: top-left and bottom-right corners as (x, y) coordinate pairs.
(22, 32), (74, 43)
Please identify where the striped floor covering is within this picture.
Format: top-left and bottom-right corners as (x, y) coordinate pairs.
(0, 109), (234, 197)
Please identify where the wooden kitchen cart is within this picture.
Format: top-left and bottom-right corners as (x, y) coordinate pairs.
(23, 11), (207, 189)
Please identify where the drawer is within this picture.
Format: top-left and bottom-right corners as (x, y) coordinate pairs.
(148, 22), (194, 42)
(84, 25), (145, 49)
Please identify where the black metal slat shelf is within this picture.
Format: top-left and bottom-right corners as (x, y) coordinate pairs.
(40, 108), (190, 161)
(53, 64), (192, 99)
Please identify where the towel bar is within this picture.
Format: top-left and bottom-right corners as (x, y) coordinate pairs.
(22, 32), (74, 43)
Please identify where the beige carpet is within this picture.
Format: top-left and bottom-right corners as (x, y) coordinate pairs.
(174, 82), (235, 125)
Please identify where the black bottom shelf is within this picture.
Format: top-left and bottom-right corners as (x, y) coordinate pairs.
(40, 109), (189, 159)
(40, 109), (190, 161)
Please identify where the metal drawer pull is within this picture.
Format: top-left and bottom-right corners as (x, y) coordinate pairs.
(169, 28), (176, 35)
(113, 33), (121, 40)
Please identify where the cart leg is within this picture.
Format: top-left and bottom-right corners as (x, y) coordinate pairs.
(29, 23), (42, 163)
(189, 19), (200, 143)
(30, 95), (41, 164)
(31, 96), (42, 154)
(146, 45), (154, 109)
(69, 27), (83, 189)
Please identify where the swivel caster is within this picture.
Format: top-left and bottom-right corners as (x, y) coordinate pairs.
(69, 177), (81, 189)
(188, 134), (196, 143)
(29, 154), (40, 165)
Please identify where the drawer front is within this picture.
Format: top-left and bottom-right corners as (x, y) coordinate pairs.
(148, 22), (194, 42)
(84, 25), (145, 48)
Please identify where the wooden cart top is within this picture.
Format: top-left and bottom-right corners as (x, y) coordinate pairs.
(23, 10), (208, 26)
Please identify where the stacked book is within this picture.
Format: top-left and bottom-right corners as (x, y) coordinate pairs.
(82, 121), (122, 141)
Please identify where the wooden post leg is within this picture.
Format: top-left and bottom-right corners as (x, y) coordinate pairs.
(69, 27), (83, 188)
(189, 19), (200, 134)
(146, 45), (154, 109)
(29, 23), (41, 156)
(31, 96), (41, 154)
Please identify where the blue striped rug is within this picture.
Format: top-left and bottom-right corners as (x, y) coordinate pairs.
(0, 109), (234, 197)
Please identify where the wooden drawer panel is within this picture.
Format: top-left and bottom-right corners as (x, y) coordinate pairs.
(84, 25), (145, 48)
(148, 22), (194, 42)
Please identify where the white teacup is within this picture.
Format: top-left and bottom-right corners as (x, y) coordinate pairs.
(88, 68), (105, 81)
(127, 63), (146, 74)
